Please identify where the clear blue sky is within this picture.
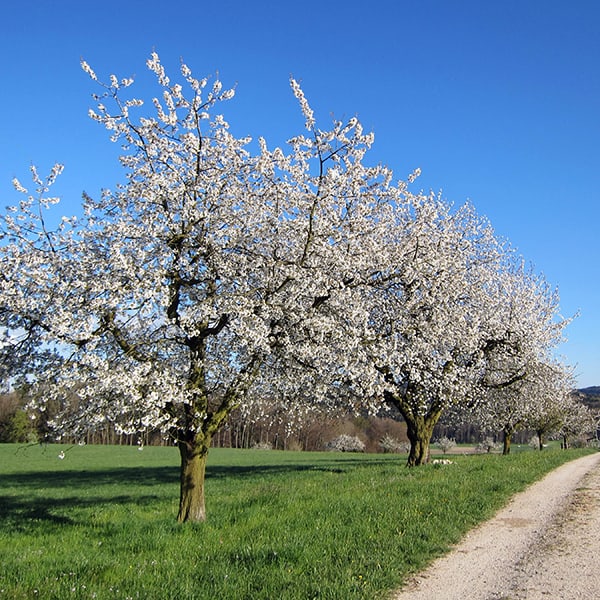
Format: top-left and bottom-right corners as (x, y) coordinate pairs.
(1, 0), (598, 387)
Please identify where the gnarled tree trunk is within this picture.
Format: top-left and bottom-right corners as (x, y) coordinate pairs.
(405, 414), (438, 467)
(502, 430), (512, 455)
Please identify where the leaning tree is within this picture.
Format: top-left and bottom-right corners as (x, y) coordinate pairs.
(0, 54), (411, 521)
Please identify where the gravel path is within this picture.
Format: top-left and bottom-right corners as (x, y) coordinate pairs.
(392, 452), (600, 600)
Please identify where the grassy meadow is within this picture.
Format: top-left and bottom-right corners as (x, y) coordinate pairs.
(0, 443), (593, 599)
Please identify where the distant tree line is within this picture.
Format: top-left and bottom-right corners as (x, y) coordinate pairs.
(2, 386), (595, 454)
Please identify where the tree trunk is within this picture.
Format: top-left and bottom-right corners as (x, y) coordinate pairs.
(502, 430), (512, 455)
(405, 416), (437, 467)
(537, 430), (544, 450)
(177, 437), (210, 523)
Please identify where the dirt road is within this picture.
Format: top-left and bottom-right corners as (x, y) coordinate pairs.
(392, 452), (600, 600)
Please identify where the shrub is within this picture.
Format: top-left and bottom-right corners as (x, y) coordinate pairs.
(326, 434), (365, 452)
(379, 434), (407, 454)
(435, 436), (456, 454)
(251, 441), (273, 450)
(476, 437), (500, 453)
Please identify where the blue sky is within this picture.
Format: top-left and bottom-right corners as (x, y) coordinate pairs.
(1, 0), (598, 387)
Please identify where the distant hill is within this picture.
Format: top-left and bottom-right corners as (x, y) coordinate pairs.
(576, 387), (600, 410)
(579, 386), (600, 396)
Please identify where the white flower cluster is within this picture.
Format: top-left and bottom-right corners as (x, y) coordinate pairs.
(379, 434), (408, 454)
(326, 434), (365, 453)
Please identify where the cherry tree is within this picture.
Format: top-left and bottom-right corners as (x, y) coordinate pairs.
(525, 362), (578, 450)
(557, 396), (597, 449)
(473, 362), (568, 455)
(341, 194), (507, 466)
(468, 261), (572, 454)
(470, 381), (531, 455)
(341, 198), (572, 465)
(0, 54), (413, 521)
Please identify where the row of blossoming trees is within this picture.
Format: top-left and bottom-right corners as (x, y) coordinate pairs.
(0, 55), (593, 521)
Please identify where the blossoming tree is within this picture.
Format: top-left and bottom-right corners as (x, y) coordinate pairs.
(470, 262), (572, 454)
(337, 195), (572, 465)
(525, 361), (580, 450)
(341, 195), (503, 465)
(470, 361), (569, 455)
(0, 54), (407, 521)
(557, 396), (597, 449)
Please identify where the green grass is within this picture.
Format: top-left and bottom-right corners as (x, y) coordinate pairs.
(0, 443), (594, 599)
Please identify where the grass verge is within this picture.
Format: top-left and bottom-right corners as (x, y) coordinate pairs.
(0, 443), (593, 599)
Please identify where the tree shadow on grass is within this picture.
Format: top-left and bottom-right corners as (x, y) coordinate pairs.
(0, 456), (396, 529)
(1, 455), (392, 489)
(207, 457), (390, 479)
(0, 465), (180, 490)
(0, 490), (167, 534)
(0, 466), (178, 532)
